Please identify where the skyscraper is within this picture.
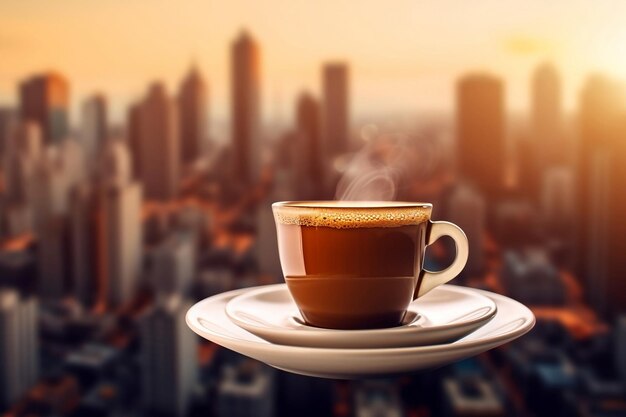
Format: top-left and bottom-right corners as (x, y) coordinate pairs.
(178, 64), (208, 166)
(99, 140), (142, 306)
(322, 63), (349, 160)
(231, 31), (261, 184)
(137, 83), (180, 201)
(32, 147), (71, 229)
(3, 121), (41, 234)
(36, 216), (68, 299)
(4, 121), (42, 208)
(69, 183), (100, 307)
(140, 294), (197, 417)
(456, 74), (505, 201)
(0, 107), (17, 157)
(0, 290), (39, 409)
(33, 150), (71, 300)
(59, 138), (87, 190)
(519, 63), (565, 201)
(126, 102), (142, 180)
(81, 94), (108, 160)
(578, 75), (626, 317)
(295, 91), (323, 198)
(19, 72), (69, 145)
(587, 150), (610, 315)
(532, 63), (563, 165)
(149, 232), (196, 295)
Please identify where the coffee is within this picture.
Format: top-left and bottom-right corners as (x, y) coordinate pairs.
(273, 201), (469, 330)
(274, 202), (431, 329)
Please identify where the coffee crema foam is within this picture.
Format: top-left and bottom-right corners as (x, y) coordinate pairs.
(273, 201), (432, 229)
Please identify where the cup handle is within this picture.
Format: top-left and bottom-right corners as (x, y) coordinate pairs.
(415, 221), (469, 299)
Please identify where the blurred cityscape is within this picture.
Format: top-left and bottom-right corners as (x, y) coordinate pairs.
(0, 20), (626, 417)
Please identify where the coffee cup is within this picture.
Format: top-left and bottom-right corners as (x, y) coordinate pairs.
(272, 201), (469, 330)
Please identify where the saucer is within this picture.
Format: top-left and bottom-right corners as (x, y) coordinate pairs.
(225, 285), (497, 348)
(186, 284), (535, 379)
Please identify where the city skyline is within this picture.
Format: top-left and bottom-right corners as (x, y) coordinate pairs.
(3, 1), (626, 124)
(0, 2), (625, 415)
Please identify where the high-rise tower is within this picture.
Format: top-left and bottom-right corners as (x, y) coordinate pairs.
(231, 31), (261, 184)
(456, 74), (505, 201)
(178, 65), (208, 166)
(99, 140), (142, 306)
(140, 294), (197, 416)
(81, 94), (108, 160)
(577, 75), (626, 317)
(19, 72), (69, 145)
(137, 83), (180, 201)
(321, 63), (349, 160)
(0, 290), (39, 408)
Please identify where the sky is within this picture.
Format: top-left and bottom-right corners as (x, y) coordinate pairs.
(1, 0), (626, 127)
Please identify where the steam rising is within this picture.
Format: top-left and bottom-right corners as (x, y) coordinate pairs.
(335, 124), (404, 201)
(335, 124), (443, 201)
(336, 169), (396, 201)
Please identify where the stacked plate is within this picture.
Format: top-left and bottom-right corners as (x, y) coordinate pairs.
(186, 284), (535, 379)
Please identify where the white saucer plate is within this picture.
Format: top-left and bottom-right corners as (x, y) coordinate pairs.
(225, 284), (497, 348)
(186, 284), (535, 379)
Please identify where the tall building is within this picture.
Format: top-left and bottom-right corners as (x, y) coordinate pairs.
(140, 294), (197, 417)
(99, 140), (142, 306)
(59, 138), (87, 190)
(532, 63), (563, 166)
(137, 83), (180, 201)
(321, 63), (349, 159)
(80, 94), (108, 160)
(519, 63), (565, 201)
(178, 64), (208, 166)
(4, 121), (42, 208)
(19, 72), (69, 144)
(126, 102), (142, 180)
(37, 216), (68, 299)
(456, 74), (505, 201)
(32, 148), (70, 230)
(69, 183), (100, 307)
(295, 92), (323, 198)
(231, 31), (261, 184)
(33, 151), (71, 299)
(149, 232), (196, 295)
(0, 290), (39, 409)
(577, 75), (626, 317)
(587, 150), (611, 315)
(0, 107), (17, 157)
(447, 184), (486, 275)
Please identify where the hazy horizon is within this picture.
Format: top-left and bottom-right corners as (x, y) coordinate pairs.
(2, 0), (626, 125)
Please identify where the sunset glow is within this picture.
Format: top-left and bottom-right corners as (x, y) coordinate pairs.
(2, 0), (626, 124)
